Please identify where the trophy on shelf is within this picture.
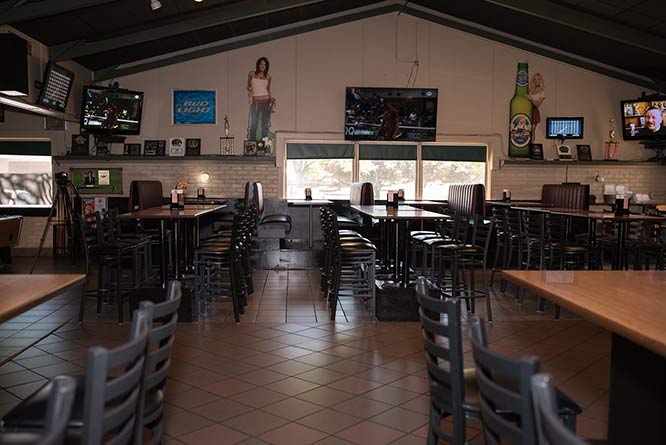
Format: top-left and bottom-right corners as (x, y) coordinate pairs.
(604, 118), (619, 161)
(219, 114), (234, 156)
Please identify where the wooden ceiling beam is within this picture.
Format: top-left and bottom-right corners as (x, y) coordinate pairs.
(0, 0), (117, 24)
(50, 0), (328, 61)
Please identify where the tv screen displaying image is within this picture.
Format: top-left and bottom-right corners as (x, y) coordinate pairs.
(621, 98), (666, 141)
(37, 63), (74, 112)
(545, 117), (584, 139)
(80, 86), (144, 134)
(344, 87), (437, 141)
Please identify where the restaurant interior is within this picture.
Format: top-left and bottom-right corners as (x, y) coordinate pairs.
(0, 0), (665, 444)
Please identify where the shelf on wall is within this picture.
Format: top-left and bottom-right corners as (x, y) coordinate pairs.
(53, 155), (277, 165)
(500, 159), (661, 167)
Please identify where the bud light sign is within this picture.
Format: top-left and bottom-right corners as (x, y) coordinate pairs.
(173, 90), (216, 124)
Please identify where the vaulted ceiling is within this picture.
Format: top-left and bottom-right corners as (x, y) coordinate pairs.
(2, 0), (665, 91)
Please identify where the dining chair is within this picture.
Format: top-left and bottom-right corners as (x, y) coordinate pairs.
(415, 277), (480, 445)
(134, 280), (182, 445)
(2, 310), (150, 444)
(0, 376), (76, 445)
(468, 317), (581, 445)
(531, 374), (589, 445)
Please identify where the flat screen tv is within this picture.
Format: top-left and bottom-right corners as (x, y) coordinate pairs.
(545, 117), (584, 139)
(344, 87), (437, 141)
(80, 86), (144, 134)
(621, 97), (666, 141)
(37, 63), (74, 112)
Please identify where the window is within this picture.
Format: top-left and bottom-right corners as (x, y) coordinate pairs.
(421, 145), (486, 200)
(0, 141), (52, 208)
(285, 143), (353, 199)
(359, 144), (417, 199)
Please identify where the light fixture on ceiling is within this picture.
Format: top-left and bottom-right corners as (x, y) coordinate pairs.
(194, 0), (204, 2)
(150, 0), (161, 10)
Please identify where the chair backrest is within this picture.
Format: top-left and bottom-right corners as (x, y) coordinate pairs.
(243, 181), (255, 209)
(253, 181), (265, 217)
(82, 309), (150, 444)
(472, 216), (495, 261)
(448, 184), (485, 217)
(350, 182), (375, 205)
(531, 374), (588, 445)
(415, 277), (467, 442)
(41, 375), (77, 445)
(541, 184), (589, 210)
(129, 181), (164, 210)
(134, 280), (182, 443)
(469, 317), (539, 445)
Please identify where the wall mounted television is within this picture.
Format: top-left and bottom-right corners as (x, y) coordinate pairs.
(621, 97), (666, 141)
(344, 87), (437, 141)
(80, 85), (144, 135)
(545, 117), (584, 139)
(37, 63), (74, 112)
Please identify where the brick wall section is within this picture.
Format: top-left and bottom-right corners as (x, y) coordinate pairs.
(491, 164), (666, 202)
(52, 160), (280, 199)
(13, 160), (279, 253)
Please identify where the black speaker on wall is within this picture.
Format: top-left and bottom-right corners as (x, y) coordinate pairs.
(0, 33), (29, 96)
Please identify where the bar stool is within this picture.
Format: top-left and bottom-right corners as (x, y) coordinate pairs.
(320, 207), (376, 320)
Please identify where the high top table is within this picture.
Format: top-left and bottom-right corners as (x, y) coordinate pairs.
(351, 205), (447, 287)
(513, 206), (666, 269)
(287, 199), (333, 248)
(120, 204), (226, 285)
(503, 270), (666, 444)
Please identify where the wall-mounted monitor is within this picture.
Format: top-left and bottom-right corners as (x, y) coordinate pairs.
(344, 87), (437, 141)
(80, 85), (144, 135)
(621, 97), (666, 141)
(545, 117), (584, 139)
(37, 63), (74, 112)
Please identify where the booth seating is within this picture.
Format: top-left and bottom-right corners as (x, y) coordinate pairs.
(541, 183), (590, 210)
(0, 215), (22, 268)
(129, 180), (164, 210)
(337, 182), (375, 228)
(447, 183), (486, 217)
(252, 182), (292, 233)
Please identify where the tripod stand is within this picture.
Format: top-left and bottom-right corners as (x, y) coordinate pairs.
(30, 175), (82, 274)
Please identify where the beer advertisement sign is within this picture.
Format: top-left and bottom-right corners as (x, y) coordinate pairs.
(173, 90), (216, 124)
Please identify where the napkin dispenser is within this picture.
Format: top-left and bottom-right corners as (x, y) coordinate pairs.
(170, 189), (184, 210)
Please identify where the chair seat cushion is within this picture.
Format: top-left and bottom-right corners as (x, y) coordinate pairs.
(260, 214), (292, 225)
(412, 234), (442, 242)
(341, 243), (376, 252)
(437, 244), (482, 254)
(422, 238), (455, 247)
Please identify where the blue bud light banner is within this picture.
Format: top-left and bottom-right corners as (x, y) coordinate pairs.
(173, 90), (216, 124)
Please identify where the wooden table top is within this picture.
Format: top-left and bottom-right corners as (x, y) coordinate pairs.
(502, 270), (666, 356)
(512, 206), (666, 221)
(351, 205), (446, 220)
(1, 274), (85, 322)
(119, 204), (227, 220)
(402, 200), (447, 207)
(287, 199), (334, 206)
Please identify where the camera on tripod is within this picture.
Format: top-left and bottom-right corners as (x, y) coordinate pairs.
(55, 171), (69, 185)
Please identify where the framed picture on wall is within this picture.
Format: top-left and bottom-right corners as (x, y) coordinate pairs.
(172, 90), (216, 124)
(144, 140), (166, 156)
(529, 143), (544, 160)
(123, 143), (141, 156)
(185, 138), (201, 156)
(70, 168), (123, 194)
(576, 144), (592, 161)
(243, 140), (257, 156)
(169, 138), (185, 156)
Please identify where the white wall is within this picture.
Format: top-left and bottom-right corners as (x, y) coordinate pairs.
(113, 13), (650, 167)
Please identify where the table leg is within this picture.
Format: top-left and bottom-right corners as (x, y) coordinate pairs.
(613, 221), (627, 270)
(608, 333), (666, 444)
(393, 219), (399, 282)
(401, 219), (411, 288)
(160, 220), (167, 287)
(174, 219), (180, 278)
(308, 205), (314, 249)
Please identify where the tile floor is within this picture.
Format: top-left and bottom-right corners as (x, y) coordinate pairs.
(0, 268), (610, 444)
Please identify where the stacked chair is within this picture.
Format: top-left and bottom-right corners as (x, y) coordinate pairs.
(194, 208), (256, 322)
(79, 211), (152, 323)
(468, 317), (582, 445)
(320, 207), (376, 320)
(1, 281), (182, 445)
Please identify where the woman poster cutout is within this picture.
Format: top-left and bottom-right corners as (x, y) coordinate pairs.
(247, 57), (276, 146)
